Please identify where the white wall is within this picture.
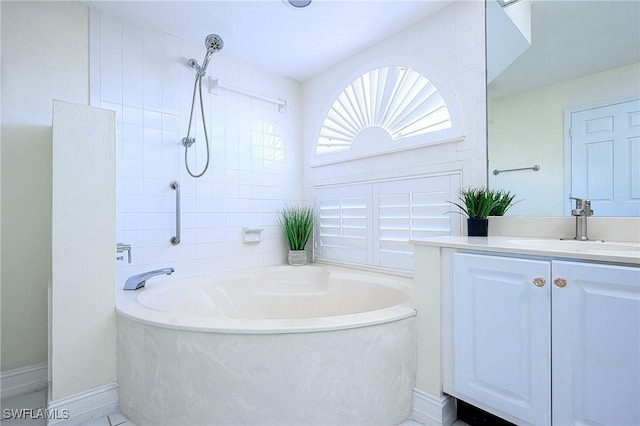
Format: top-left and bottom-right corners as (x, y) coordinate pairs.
(1, 1), (89, 372)
(302, 1), (487, 214)
(89, 11), (303, 284)
(488, 62), (640, 216)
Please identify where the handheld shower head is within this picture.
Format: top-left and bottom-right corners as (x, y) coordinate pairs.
(182, 32), (224, 178)
(196, 34), (223, 76)
(205, 34), (224, 53)
(188, 34), (224, 77)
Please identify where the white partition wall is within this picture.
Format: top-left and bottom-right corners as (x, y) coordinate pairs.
(50, 101), (117, 419)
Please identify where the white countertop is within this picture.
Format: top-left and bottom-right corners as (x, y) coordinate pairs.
(412, 236), (640, 266)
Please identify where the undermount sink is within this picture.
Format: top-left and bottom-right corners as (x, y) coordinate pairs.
(508, 239), (640, 253)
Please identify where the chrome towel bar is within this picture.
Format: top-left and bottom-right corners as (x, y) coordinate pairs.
(207, 77), (288, 113)
(170, 180), (180, 245)
(493, 164), (540, 175)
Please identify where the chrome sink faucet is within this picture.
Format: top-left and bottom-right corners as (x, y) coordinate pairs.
(568, 197), (593, 241)
(124, 268), (175, 290)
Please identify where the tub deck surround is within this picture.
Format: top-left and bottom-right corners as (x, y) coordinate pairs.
(116, 265), (417, 426)
(411, 235), (640, 265)
(116, 264), (415, 333)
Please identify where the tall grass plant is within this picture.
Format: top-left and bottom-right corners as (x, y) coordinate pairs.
(278, 205), (315, 250)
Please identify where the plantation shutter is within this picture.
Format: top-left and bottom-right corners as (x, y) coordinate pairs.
(374, 175), (460, 270)
(315, 184), (371, 265)
(314, 174), (460, 271)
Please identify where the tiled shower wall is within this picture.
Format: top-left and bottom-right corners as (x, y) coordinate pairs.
(89, 10), (302, 283)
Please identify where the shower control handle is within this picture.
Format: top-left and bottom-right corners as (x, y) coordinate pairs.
(117, 243), (132, 263)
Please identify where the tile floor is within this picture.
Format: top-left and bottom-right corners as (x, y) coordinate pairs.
(1, 390), (467, 426)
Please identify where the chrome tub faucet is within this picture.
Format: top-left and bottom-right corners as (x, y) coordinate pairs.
(124, 268), (175, 290)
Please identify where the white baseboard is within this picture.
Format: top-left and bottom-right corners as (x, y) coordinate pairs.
(412, 388), (456, 426)
(47, 382), (118, 426)
(1, 363), (48, 400)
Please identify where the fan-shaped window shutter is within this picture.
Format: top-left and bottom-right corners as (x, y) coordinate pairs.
(316, 66), (459, 159)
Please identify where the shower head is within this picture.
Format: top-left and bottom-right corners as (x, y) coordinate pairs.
(205, 34), (224, 53)
(189, 34), (224, 77)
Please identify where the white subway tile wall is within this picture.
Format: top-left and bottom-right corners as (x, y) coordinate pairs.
(90, 11), (302, 284)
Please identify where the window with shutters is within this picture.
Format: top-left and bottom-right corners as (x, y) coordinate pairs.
(315, 174), (461, 272)
(314, 66), (463, 165)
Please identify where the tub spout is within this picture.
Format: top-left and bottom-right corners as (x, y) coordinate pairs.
(124, 268), (175, 290)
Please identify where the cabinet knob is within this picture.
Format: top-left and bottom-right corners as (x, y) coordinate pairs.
(554, 278), (567, 288)
(533, 278), (546, 287)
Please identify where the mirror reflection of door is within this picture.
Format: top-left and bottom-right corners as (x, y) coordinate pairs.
(486, 0), (640, 217)
(568, 98), (640, 216)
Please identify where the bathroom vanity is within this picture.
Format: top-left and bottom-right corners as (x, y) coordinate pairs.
(412, 236), (640, 426)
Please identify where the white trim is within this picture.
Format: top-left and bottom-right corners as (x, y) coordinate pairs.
(47, 382), (118, 426)
(563, 107), (572, 216)
(562, 94), (640, 215)
(312, 135), (465, 168)
(411, 389), (456, 426)
(1, 363), (48, 399)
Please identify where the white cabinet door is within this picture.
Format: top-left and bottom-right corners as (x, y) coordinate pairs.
(453, 253), (551, 425)
(552, 261), (640, 426)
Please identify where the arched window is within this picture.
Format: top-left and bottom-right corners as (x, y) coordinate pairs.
(315, 66), (462, 163)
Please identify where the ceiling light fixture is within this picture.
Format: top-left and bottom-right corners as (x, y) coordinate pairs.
(497, 0), (521, 7)
(287, 0), (312, 8)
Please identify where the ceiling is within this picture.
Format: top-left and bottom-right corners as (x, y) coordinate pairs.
(82, 0), (450, 82)
(488, 0), (640, 98)
(81, 0), (640, 91)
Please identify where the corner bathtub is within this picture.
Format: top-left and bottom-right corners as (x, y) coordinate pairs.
(116, 265), (416, 426)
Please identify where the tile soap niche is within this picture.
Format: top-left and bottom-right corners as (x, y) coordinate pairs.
(242, 227), (264, 244)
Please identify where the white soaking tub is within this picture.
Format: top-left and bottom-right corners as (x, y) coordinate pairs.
(116, 264), (416, 426)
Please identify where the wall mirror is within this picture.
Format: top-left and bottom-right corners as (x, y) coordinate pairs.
(486, 0), (640, 217)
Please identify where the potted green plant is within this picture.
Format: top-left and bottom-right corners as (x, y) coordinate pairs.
(489, 189), (517, 216)
(449, 187), (516, 236)
(277, 205), (315, 266)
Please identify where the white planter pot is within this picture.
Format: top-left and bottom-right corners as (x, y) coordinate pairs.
(288, 250), (308, 266)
